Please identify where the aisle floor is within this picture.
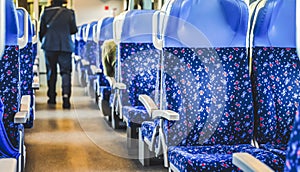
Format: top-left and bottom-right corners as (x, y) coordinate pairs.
(24, 77), (166, 172)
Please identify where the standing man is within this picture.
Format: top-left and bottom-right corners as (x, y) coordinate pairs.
(39, 0), (78, 109)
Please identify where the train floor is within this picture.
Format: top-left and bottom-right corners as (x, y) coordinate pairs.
(24, 75), (166, 172)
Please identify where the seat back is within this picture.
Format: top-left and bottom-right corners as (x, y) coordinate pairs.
(96, 17), (114, 87)
(17, 8), (34, 128)
(160, 0), (252, 146)
(117, 10), (160, 110)
(83, 21), (98, 66)
(251, 0), (299, 148)
(285, 108), (300, 171)
(0, 0), (22, 150)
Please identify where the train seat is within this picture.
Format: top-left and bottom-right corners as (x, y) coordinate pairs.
(82, 21), (98, 97)
(0, 0), (30, 171)
(75, 24), (88, 87)
(94, 17), (114, 116)
(138, 0), (286, 171)
(109, 10), (161, 140)
(250, 0), (300, 161)
(17, 8), (35, 128)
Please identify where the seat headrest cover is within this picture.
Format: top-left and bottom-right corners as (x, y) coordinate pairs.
(6, 0), (18, 45)
(17, 9), (25, 39)
(254, 0), (296, 47)
(100, 17), (114, 41)
(79, 24), (88, 41)
(87, 21), (97, 41)
(163, 0), (248, 47)
(121, 10), (155, 43)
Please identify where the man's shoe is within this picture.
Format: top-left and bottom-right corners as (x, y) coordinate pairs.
(63, 97), (71, 109)
(47, 99), (56, 104)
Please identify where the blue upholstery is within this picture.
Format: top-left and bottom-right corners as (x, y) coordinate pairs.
(119, 42), (160, 127)
(134, 0), (287, 171)
(17, 9), (35, 128)
(0, 0), (23, 161)
(97, 17), (114, 88)
(99, 17), (114, 41)
(169, 145), (284, 171)
(121, 10), (155, 43)
(0, 99), (19, 159)
(285, 110), (300, 171)
(252, 0), (299, 161)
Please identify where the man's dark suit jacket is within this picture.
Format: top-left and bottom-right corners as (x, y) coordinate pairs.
(39, 6), (78, 52)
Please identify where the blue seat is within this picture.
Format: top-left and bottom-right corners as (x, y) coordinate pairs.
(94, 17), (114, 116)
(109, 10), (160, 133)
(251, 0), (299, 161)
(0, 0), (28, 170)
(82, 21), (98, 97)
(17, 8), (35, 128)
(75, 24), (88, 87)
(138, 0), (286, 171)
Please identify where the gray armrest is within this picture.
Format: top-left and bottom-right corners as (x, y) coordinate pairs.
(152, 110), (179, 121)
(34, 58), (39, 65)
(105, 77), (126, 90)
(14, 95), (31, 123)
(90, 65), (102, 75)
(0, 158), (17, 172)
(32, 75), (40, 89)
(81, 59), (90, 66)
(14, 112), (28, 123)
(114, 82), (126, 90)
(138, 95), (158, 116)
(33, 65), (38, 74)
(232, 153), (274, 172)
(73, 55), (81, 62)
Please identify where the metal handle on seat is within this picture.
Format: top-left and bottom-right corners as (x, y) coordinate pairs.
(0, 0), (5, 57)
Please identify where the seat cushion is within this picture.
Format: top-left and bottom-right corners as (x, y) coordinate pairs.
(260, 143), (287, 160)
(122, 106), (151, 127)
(168, 145), (285, 172)
(141, 121), (156, 141)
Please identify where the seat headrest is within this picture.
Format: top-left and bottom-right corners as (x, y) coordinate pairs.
(253, 0), (296, 47)
(163, 0), (248, 47)
(6, 0), (18, 45)
(100, 17), (114, 41)
(79, 24), (88, 41)
(86, 21), (97, 41)
(121, 10), (155, 43)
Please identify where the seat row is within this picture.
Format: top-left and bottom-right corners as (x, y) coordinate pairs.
(0, 0), (39, 171)
(73, 0), (299, 171)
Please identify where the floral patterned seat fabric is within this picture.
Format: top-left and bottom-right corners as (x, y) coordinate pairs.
(0, 0), (23, 160)
(152, 0), (287, 171)
(251, 0), (300, 161)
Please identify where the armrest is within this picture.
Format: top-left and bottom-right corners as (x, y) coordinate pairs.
(81, 59), (90, 66)
(0, 158), (17, 172)
(152, 110), (180, 121)
(138, 94), (158, 115)
(114, 82), (126, 90)
(232, 153), (274, 172)
(90, 65), (102, 75)
(73, 55), (81, 62)
(105, 77), (126, 90)
(14, 112), (28, 124)
(33, 64), (38, 74)
(32, 75), (40, 89)
(34, 58), (39, 65)
(14, 95), (31, 123)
